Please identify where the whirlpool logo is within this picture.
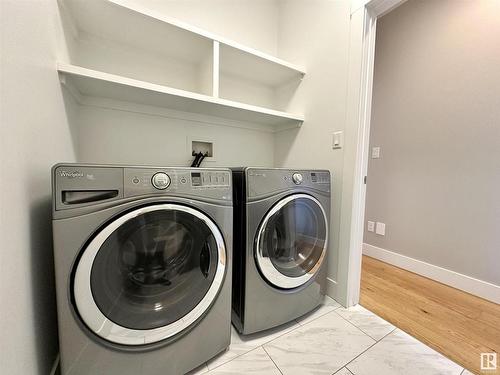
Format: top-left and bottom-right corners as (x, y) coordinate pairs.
(59, 170), (84, 178)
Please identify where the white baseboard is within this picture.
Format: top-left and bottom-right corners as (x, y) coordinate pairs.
(362, 243), (500, 304)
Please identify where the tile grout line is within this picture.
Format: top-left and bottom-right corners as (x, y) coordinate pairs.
(332, 366), (354, 375)
(207, 323), (302, 371)
(207, 345), (265, 373)
(261, 345), (285, 375)
(331, 308), (393, 342)
(208, 301), (342, 373)
(262, 306), (392, 375)
(341, 328), (398, 374)
(295, 305), (342, 327)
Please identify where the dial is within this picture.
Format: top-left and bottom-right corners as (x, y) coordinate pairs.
(292, 173), (303, 185)
(151, 172), (170, 190)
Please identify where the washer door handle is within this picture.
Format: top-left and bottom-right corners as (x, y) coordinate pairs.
(200, 242), (211, 278)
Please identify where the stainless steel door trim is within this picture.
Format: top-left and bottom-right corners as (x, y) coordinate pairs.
(255, 194), (328, 289)
(73, 203), (226, 346)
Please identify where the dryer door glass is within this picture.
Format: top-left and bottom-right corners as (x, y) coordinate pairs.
(73, 204), (226, 345)
(256, 194), (328, 289)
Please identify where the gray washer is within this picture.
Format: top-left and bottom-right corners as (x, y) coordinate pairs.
(231, 168), (331, 334)
(52, 164), (232, 375)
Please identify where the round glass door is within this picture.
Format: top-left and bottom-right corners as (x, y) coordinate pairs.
(255, 194), (328, 289)
(73, 204), (226, 346)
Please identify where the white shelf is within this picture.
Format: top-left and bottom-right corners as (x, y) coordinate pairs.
(220, 43), (304, 87)
(58, 63), (304, 128)
(58, 0), (305, 128)
(60, 0), (212, 64)
(60, 0), (305, 88)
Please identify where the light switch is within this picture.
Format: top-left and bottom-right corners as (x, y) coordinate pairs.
(367, 221), (375, 232)
(376, 222), (386, 236)
(332, 131), (343, 149)
(371, 146), (380, 159)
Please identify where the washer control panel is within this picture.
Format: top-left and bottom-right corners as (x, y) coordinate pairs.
(190, 171), (229, 187)
(310, 171), (330, 184)
(53, 164), (232, 213)
(124, 167), (231, 199)
(151, 172), (171, 190)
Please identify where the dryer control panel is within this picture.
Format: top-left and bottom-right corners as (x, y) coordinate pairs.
(246, 168), (331, 198)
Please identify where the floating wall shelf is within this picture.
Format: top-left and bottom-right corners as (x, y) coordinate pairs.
(58, 63), (304, 129)
(58, 0), (305, 129)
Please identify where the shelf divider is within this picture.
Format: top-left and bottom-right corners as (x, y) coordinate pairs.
(213, 41), (220, 98)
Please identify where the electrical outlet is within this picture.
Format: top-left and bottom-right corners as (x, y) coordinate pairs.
(376, 222), (386, 236)
(367, 221), (375, 232)
(371, 146), (381, 159)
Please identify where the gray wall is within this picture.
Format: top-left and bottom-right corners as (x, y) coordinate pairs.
(364, 0), (500, 286)
(1, 1), (77, 374)
(274, 0), (350, 295)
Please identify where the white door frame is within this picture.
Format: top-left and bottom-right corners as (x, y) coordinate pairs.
(342, 0), (407, 307)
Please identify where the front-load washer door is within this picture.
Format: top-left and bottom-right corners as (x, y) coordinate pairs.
(255, 194), (328, 289)
(73, 203), (226, 346)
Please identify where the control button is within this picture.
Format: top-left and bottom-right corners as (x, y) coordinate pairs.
(151, 172), (170, 190)
(180, 177), (187, 184)
(292, 173), (303, 185)
(132, 177), (140, 184)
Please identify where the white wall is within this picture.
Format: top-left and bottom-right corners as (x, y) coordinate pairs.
(71, 0), (281, 168)
(364, 0), (500, 286)
(75, 104), (275, 167)
(128, 0), (280, 55)
(0, 1), (77, 374)
(274, 0), (351, 300)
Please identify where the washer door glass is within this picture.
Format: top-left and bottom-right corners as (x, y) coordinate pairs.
(256, 194), (327, 289)
(73, 204), (226, 345)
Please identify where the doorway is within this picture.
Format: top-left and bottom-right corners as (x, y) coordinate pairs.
(351, 0), (500, 373)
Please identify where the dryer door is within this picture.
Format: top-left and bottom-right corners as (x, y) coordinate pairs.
(73, 204), (226, 346)
(255, 194), (328, 289)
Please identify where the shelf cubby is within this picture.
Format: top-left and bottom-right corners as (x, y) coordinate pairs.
(58, 0), (305, 129)
(219, 43), (304, 111)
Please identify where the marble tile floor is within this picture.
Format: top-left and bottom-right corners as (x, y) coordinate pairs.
(189, 297), (470, 375)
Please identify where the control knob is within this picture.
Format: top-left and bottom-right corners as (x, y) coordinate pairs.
(292, 173), (303, 185)
(151, 172), (170, 190)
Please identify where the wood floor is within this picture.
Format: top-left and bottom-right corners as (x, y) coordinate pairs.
(360, 255), (500, 375)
